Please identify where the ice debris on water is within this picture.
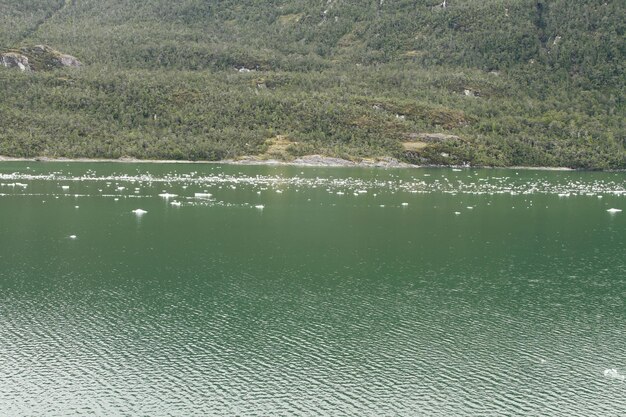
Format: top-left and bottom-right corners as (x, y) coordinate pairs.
(604, 369), (625, 381)
(4, 169), (626, 207)
(132, 209), (147, 215)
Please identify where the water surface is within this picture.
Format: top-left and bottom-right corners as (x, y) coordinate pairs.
(1, 162), (625, 415)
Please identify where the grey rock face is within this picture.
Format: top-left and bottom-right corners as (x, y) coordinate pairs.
(0, 53), (32, 71)
(58, 54), (81, 68)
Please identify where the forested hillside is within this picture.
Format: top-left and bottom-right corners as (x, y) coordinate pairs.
(1, 0), (624, 168)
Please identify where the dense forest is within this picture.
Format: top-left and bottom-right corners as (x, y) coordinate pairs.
(1, 0), (624, 168)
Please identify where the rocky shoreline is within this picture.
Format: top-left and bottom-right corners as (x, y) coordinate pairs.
(0, 154), (578, 170)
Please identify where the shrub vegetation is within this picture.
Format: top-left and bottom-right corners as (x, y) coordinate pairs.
(1, 0), (624, 168)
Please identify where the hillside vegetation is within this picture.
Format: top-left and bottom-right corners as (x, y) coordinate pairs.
(1, 0), (624, 168)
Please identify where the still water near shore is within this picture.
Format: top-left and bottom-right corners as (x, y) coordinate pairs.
(1, 162), (625, 415)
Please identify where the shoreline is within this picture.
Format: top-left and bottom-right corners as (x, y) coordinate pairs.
(0, 154), (579, 171)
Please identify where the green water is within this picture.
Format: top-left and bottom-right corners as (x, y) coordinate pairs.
(1, 162), (625, 415)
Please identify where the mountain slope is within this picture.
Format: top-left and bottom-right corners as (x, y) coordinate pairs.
(1, 0), (624, 168)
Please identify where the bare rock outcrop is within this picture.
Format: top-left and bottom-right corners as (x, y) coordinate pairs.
(1, 45), (81, 71)
(0, 52), (32, 71)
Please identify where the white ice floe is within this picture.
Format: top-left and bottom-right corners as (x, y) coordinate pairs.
(607, 208), (622, 213)
(604, 369), (625, 381)
(158, 193), (178, 199)
(132, 209), (148, 215)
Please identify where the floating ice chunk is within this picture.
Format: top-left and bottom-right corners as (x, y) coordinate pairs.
(158, 193), (178, 199)
(69, 235), (77, 239)
(604, 369), (625, 381)
(194, 193), (212, 198)
(255, 205), (265, 209)
(132, 209), (148, 215)
(607, 208), (622, 213)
